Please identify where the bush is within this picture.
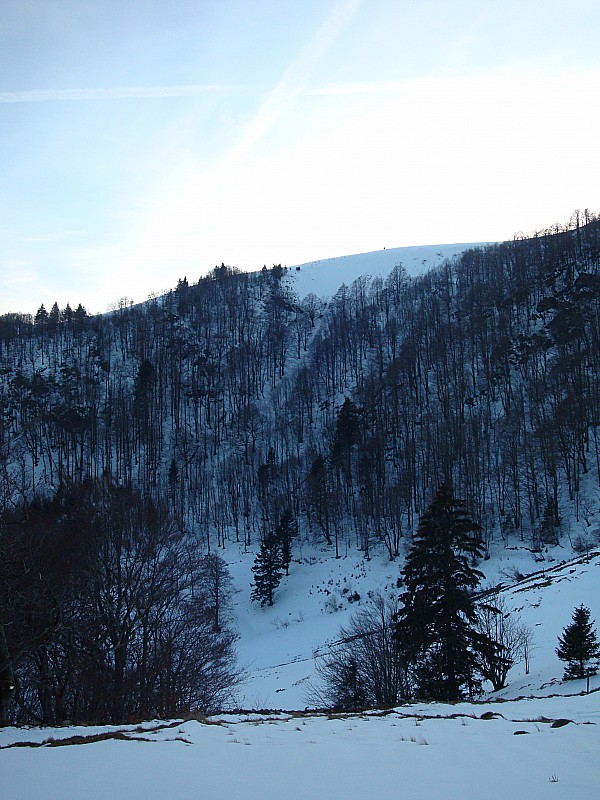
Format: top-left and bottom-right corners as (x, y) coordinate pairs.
(312, 594), (408, 710)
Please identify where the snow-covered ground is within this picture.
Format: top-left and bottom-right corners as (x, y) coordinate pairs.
(4, 547), (597, 800)
(231, 544), (402, 709)
(230, 544), (600, 709)
(287, 241), (485, 299)
(2, 683), (598, 800)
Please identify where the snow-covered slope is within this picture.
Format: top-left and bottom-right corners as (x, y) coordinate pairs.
(3, 231), (600, 799)
(230, 545), (600, 710)
(287, 241), (486, 299)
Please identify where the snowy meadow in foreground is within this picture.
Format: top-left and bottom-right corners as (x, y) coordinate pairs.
(2, 551), (599, 800)
(1, 693), (598, 800)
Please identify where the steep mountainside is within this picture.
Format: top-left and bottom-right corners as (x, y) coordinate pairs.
(1, 212), (599, 724)
(0, 213), (598, 557)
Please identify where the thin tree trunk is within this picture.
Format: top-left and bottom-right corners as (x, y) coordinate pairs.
(0, 608), (15, 725)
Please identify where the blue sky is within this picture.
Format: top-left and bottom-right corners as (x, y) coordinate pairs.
(1, 0), (599, 315)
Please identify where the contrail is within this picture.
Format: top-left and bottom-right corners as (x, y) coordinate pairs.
(0, 84), (250, 103)
(307, 79), (410, 96)
(224, 0), (363, 165)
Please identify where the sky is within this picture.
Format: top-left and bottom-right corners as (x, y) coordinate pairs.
(1, 0), (599, 316)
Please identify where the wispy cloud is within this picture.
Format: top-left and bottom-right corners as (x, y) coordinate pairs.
(21, 230), (84, 243)
(0, 84), (251, 103)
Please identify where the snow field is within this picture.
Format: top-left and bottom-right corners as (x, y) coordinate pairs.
(288, 241), (485, 299)
(2, 697), (598, 800)
(229, 541), (600, 708)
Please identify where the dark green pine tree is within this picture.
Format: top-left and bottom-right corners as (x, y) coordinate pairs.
(395, 482), (501, 701)
(331, 398), (360, 471)
(251, 534), (282, 607)
(275, 508), (298, 576)
(34, 304), (48, 328)
(556, 605), (600, 680)
(61, 303), (73, 325)
(48, 302), (60, 333)
(73, 303), (88, 330)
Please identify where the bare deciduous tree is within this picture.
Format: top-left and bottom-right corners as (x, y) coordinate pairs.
(313, 594), (408, 710)
(477, 594), (534, 690)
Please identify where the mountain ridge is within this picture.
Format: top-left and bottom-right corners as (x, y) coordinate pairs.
(287, 240), (487, 299)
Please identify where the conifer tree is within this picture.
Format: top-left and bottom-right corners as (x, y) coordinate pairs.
(538, 498), (561, 546)
(48, 302), (60, 332)
(61, 303), (73, 325)
(331, 397), (360, 470)
(34, 304), (48, 328)
(251, 534), (282, 607)
(73, 303), (88, 329)
(556, 605), (600, 680)
(275, 508), (297, 576)
(394, 482), (502, 700)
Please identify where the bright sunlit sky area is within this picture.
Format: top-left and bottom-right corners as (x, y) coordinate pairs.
(1, 0), (599, 315)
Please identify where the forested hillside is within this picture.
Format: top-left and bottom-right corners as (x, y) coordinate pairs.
(1, 211), (599, 723)
(1, 212), (598, 553)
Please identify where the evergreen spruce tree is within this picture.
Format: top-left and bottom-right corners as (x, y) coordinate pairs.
(73, 303), (88, 330)
(61, 303), (73, 325)
(538, 498), (561, 546)
(556, 605), (600, 680)
(394, 482), (502, 701)
(48, 302), (60, 333)
(34, 304), (48, 328)
(331, 398), (360, 470)
(251, 534), (282, 607)
(275, 508), (297, 576)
